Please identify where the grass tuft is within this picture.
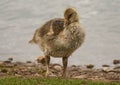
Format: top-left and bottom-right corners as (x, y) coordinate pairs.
(0, 77), (120, 85)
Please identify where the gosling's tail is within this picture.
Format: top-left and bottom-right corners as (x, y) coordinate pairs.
(29, 28), (40, 44)
(29, 39), (35, 44)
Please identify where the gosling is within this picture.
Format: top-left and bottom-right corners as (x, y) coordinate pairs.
(29, 8), (85, 77)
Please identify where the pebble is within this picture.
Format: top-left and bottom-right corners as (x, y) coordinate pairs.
(36, 56), (46, 64)
(72, 75), (87, 79)
(3, 60), (11, 64)
(1, 68), (8, 73)
(8, 57), (13, 61)
(86, 64), (94, 69)
(53, 65), (62, 71)
(114, 66), (120, 69)
(48, 74), (57, 78)
(102, 67), (110, 72)
(26, 61), (32, 63)
(102, 64), (110, 67)
(113, 60), (120, 64)
(0, 58), (120, 81)
(0, 61), (4, 66)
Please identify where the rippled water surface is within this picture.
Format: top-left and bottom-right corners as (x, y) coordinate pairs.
(0, 0), (120, 67)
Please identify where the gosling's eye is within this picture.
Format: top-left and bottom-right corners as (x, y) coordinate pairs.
(68, 13), (73, 19)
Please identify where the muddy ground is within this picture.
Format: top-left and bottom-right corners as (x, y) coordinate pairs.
(0, 59), (120, 82)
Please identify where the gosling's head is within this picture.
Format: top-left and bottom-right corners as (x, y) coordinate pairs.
(64, 7), (79, 25)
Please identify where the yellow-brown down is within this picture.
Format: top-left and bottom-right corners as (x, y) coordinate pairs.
(29, 7), (85, 77)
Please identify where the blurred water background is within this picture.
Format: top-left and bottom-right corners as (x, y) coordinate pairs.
(0, 0), (120, 67)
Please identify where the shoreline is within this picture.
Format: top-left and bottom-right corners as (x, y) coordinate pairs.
(0, 58), (120, 82)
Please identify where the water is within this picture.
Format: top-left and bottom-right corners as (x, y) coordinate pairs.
(0, 0), (120, 67)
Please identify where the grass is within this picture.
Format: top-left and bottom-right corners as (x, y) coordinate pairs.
(0, 77), (120, 85)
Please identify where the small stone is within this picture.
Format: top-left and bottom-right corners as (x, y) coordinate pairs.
(0, 61), (4, 66)
(113, 60), (120, 64)
(34, 73), (41, 77)
(111, 69), (120, 73)
(36, 56), (46, 65)
(15, 61), (23, 65)
(48, 74), (57, 77)
(72, 75), (87, 79)
(69, 65), (80, 71)
(86, 64), (94, 69)
(53, 64), (62, 71)
(102, 67), (110, 72)
(114, 66), (120, 69)
(15, 74), (22, 77)
(26, 61), (32, 63)
(3, 60), (11, 64)
(71, 65), (77, 67)
(102, 64), (110, 67)
(1, 68), (8, 73)
(8, 57), (13, 61)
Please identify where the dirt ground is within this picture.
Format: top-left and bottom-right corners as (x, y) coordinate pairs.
(0, 60), (120, 82)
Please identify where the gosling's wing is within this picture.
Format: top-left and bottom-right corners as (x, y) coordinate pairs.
(29, 18), (65, 43)
(29, 19), (54, 44)
(39, 18), (64, 37)
(51, 18), (64, 35)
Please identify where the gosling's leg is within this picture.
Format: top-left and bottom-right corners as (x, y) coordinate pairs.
(45, 55), (50, 76)
(62, 57), (68, 78)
